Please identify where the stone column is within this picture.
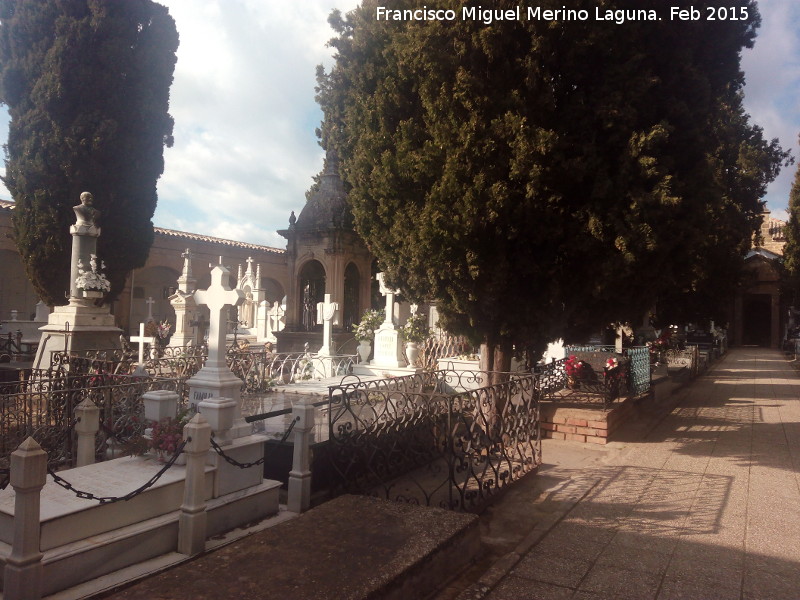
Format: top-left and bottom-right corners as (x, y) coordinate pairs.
(288, 399), (316, 513)
(3, 437), (47, 600)
(69, 192), (101, 301)
(178, 414), (211, 556)
(75, 398), (100, 467)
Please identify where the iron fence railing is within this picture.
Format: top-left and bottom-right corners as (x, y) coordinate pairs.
(50, 345), (358, 396)
(0, 372), (185, 468)
(228, 350), (357, 393)
(419, 333), (473, 371)
(327, 370), (541, 512)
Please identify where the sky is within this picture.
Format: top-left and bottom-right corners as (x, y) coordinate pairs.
(0, 0), (798, 248)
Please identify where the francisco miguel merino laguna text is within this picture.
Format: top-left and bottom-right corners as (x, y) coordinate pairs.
(376, 6), (663, 25)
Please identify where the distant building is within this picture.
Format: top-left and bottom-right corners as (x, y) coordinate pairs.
(729, 209), (787, 348)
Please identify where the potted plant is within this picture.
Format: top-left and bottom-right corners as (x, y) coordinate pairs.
(149, 408), (190, 463)
(75, 254), (110, 298)
(352, 308), (385, 362)
(400, 312), (430, 366)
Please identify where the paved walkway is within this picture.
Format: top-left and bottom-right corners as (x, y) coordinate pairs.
(475, 347), (800, 600)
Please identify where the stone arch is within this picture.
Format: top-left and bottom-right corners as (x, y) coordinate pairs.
(131, 265), (180, 331)
(298, 259), (326, 331)
(370, 259), (382, 310)
(262, 277), (285, 306)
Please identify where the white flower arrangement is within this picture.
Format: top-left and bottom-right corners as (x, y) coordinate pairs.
(400, 313), (430, 344)
(75, 254), (111, 292)
(352, 309), (385, 342)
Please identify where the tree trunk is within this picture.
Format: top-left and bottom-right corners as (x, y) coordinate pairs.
(478, 338), (514, 439)
(480, 339), (513, 387)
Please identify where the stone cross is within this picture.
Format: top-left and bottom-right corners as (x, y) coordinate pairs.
(194, 258), (245, 368)
(245, 256), (254, 274)
(316, 294), (339, 356)
(146, 297), (156, 321)
(181, 249), (194, 278)
(376, 272), (397, 328)
(130, 322), (154, 375)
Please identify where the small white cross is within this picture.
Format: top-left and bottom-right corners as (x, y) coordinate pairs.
(376, 273), (398, 327)
(317, 293), (339, 356)
(145, 297), (156, 321)
(130, 322), (154, 374)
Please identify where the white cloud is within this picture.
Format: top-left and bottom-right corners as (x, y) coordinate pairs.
(741, 0), (800, 213)
(1, 1), (798, 234)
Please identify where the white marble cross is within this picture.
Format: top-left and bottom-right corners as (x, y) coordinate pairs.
(194, 259), (245, 368)
(145, 297), (156, 321)
(376, 272), (398, 328)
(316, 294), (339, 356)
(130, 322), (154, 375)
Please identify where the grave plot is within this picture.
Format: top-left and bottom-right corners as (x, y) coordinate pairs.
(536, 346), (651, 444)
(326, 370), (542, 512)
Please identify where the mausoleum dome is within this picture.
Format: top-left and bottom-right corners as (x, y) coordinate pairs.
(296, 151), (352, 231)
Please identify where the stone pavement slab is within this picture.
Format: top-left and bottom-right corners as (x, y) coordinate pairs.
(466, 348), (800, 600)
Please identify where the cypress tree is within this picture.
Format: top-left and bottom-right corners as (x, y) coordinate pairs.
(0, 0), (179, 305)
(317, 0), (788, 371)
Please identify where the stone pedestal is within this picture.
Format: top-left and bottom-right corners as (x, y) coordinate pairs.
(169, 290), (200, 347)
(33, 301), (122, 369)
(188, 366), (250, 439)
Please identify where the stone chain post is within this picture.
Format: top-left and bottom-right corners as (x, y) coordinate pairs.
(288, 399), (316, 513)
(3, 437), (47, 600)
(177, 413), (211, 556)
(75, 398), (100, 467)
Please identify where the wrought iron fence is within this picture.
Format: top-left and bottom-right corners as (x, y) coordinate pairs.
(419, 333), (473, 371)
(0, 372), (185, 468)
(49, 344), (357, 396)
(228, 350), (357, 393)
(564, 345), (650, 397)
(327, 370), (541, 512)
(50, 344), (207, 379)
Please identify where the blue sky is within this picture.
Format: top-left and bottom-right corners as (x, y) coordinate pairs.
(0, 0), (798, 246)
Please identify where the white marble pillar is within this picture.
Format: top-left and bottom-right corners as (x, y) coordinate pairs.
(3, 437), (47, 600)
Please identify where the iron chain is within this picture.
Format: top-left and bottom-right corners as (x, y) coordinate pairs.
(209, 415), (299, 470)
(47, 438), (189, 504)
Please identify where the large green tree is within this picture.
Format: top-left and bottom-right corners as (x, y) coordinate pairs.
(782, 135), (800, 303)
(0, 0), (178, 305)
(318, 0), (787, 371)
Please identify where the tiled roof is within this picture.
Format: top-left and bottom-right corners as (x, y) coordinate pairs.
(0, 200), (283, 253)
(154, 227), (284, 254)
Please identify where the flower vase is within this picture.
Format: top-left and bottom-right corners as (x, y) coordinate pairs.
(357, 340), (371, 363)
(82, 289), (104, 299)
(405, 341), (420, 367)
